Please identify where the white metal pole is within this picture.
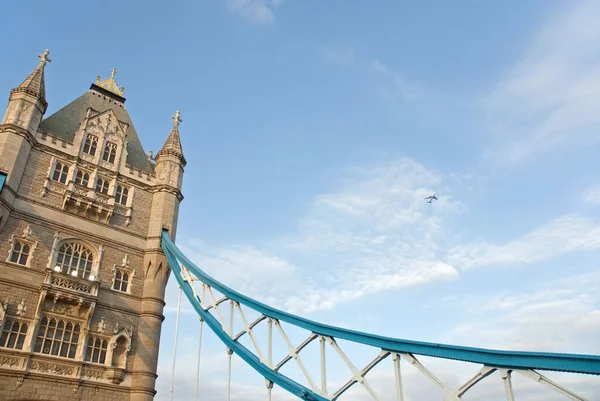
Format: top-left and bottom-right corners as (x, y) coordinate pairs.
(227, 348), (233, 401)
(195, 318), (204, 401)
(169, 286), (182, 401)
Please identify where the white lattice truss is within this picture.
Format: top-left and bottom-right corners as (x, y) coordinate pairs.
(178, 266), (592, 401)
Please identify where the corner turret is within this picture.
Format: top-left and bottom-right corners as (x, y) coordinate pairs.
(2, 49), (51, 132)
(154, 110), (186, 191)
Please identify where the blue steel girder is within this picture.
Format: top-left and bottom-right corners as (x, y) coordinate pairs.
(161, 230), (600, 400)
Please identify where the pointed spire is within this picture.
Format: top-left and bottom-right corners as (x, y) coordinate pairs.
(11, 49), (51, 111)
(156, 110), (186, 166)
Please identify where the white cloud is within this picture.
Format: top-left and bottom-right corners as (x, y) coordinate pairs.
(442, 271), (600, 354)
(319, 44), (355, 65)
(224, 0), (285, 23)
(484, 1), (600, 163)
(178, 158), (462, 314)
(448, 213), (600, 270)
(582, 185), (600, 204)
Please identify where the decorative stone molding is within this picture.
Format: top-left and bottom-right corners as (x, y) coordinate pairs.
(0, 355), (22, 369)
(106, 367), (126, 384)
(30, 359), (76, 376)
(50, 275), (94, 295)
(82, 367), (105, 380)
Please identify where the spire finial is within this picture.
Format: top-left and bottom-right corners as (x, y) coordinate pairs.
(38, 49), (52, 67)
(172, 110), (182, 128)
(111, 67), (116, 79)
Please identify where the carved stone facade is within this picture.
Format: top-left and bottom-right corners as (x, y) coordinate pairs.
(0, 50), (186, 400)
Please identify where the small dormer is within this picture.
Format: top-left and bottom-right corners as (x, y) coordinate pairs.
(76, 108), (129, 172)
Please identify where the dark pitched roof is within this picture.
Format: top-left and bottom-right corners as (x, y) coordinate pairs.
(38, 87), (154, 173)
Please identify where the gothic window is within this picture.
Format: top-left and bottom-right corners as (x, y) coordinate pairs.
(8, 240), (30, 265)
(95, 177), (109, 194)
(52, 162), (69, 184)
(34, 316), (80, 358)
(75, 170), (90, 186)
(83, 135), (98, 156)
(115, 184), (129, 206)
(102, 142), (117, 164)
(56, 242), (94, 279)
(85, 336), (108, 364)
(0, 318), (28, 350)
(112, 268), (130, 292)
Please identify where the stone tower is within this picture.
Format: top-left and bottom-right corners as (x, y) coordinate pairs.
(0, 50), (185, 400)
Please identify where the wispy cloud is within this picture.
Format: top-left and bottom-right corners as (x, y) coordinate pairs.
(484, 1), (600, 163)
(179, 158), (462, 313)
(370, 59), (423, 102)
(224, 0), (285, 23)
(443, 271), (600, 354)
(448, 213), (600, 270)
(582, 184), (600, 205)
(319, 44), (355, 66)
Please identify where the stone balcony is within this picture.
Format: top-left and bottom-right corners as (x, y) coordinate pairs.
(41, 268), (100, 299)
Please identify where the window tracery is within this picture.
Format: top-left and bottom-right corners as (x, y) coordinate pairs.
(83, 134), (98, 156)
(95, 176), (109, 194)
(52, 162), (69, 184)
(115, 184), (129, 205)
(34, 316), (80, 359)
(75, 170), (90, 187)
(6, 224), (37, 267)
(102, 142), (117, 164)
(85, 335), (108, 364)
(55, 242), (94, 279)
(0, 318), (28, 350)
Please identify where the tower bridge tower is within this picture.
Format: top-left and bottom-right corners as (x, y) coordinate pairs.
(0, 50), (185, 401)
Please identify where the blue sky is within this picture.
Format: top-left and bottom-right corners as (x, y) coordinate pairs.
(2, 0), (600, 400)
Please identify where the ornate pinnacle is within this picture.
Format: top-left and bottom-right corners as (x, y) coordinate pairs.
(95, 67), (125, 96)
(38, 49), (52, 67)
(172, 110), (182, 128)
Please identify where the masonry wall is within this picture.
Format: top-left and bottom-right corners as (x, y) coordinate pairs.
(0, 143), (169, 400)
(0, 375), (129, 401)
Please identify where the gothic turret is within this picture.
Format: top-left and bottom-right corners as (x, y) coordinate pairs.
(154, 110), (186, 190)
(0, 49), (51, 208)
(2, 49), (51, 132)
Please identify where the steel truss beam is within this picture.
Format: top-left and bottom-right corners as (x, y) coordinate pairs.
(161, 230), (599, 401)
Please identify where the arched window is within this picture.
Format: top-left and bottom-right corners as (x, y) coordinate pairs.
(95, 177), (109, 194)
(75, 170), (90, 186)
(113, 269), (130, 292)
(56, 242), (94, 279)
(85, 336), (108, 364)
(115, 185), (129, 205)
(0, 318), (28, 350)
(34, 316), (80, 359)
(52, 162), (69, 184)
(83, 135), (98, 156)
(102, 142), (117, 164)
(9, 240), (30, 265)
